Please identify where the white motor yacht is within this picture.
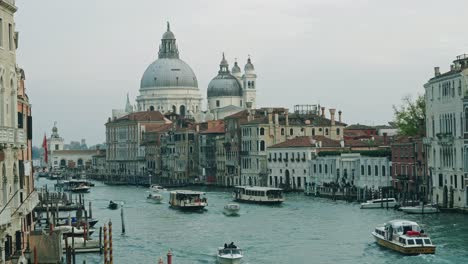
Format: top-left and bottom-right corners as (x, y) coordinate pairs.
(223, 203), (240, 216)
(360, 198), (399, 209)
(146, 192), (163, 204)
(217, 246), (243, 264)
(400, 205), (439, 214)
(150, 184), (167, 192)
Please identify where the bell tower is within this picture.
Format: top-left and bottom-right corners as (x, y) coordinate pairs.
(242, 56), (257, 109)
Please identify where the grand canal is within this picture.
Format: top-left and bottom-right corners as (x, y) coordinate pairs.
(37, 179), (468, 264)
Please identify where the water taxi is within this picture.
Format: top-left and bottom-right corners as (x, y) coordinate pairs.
(146, 192), (164, 204)
(150, 184), (167, 192)
(217, 244), (243, 264)
(223, 203), (240, 216)
(232, 186), (284, 204)
(169, 190), (207, 211)
(360, 198), (399, 209)
(372, 219), (435, 255)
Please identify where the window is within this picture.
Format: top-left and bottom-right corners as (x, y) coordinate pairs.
(312, 128), (315, 136)
(368, 165), (371, 175)
(361, 165), (364, 175)
(289, 128), (293, 136)
(240, 100), (242, 107)
(260, 127), (265, 135)
(325, 128), (329, 135)
(313, 164), (317, 173)
(375, 165), (378, 176)
(319, 164), (322, 173)
(382, 165), (386, 176)
(407, 239), (415, 245)
(455, 174), (458, 188)
(8, 23), (12, 50)
(281, 128), (285, 135)
(336, 128), (340, 135)
(325, 164), (328, 174)
(216, 100), (220, 107)
(0, 18), (2, 47)
(438, 174), (443, 187)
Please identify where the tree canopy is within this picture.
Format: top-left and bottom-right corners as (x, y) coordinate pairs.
(393, 95), (426, 136)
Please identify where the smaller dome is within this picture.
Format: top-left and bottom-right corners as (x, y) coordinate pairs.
(162, 22), (175, 39)
(232, 61), (241, 74)
(207, 74), (243, 97)
(52, 126), (58, 133)
(244, 57), (255, 73)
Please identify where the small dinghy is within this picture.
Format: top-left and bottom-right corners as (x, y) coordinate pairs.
(147, 193), (163, 204)
(108, 201), (118, 210)
(217, 243), (243, 264)
(223, 203), (240, 216)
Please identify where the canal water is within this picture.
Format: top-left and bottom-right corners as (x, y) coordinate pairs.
(37, 178), (468, 264)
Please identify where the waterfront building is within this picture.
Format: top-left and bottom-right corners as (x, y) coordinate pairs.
(424, 54), (468, 208)
(91, 149), (107, 175)
(50, 149), (101, 170)
(309, 152), (393, 200)
(141, 122), (172, 184)
(0, 0), (38, 261)
(199, 120), (224, 184)
(207, 54), (257, 120)
(390, 136), (428, 201)
(239, 106), (346, 187)
(105, 111), (170, 183)
(215, 133), (227, 185)
(267, 136), (342, 190)
(47, 123), (64, 167)
(136, 23), (202, 118)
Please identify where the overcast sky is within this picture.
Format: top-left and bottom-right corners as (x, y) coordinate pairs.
(14, 0), (468, 146)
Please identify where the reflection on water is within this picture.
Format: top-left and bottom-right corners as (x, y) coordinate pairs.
(36, 179), (468, 264)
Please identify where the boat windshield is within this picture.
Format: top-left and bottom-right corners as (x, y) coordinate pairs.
(219, 248), (241, 255)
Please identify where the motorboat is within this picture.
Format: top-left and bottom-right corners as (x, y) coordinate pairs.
(71, 184), (91, 193)
(360, 198), (399, 209)
(146, 192), (163, 204)
(58, 217), (99, 228)
(150, 184), (167, 192)
(55, 225), (95, 237)
(372, 219), (435, 255)
(217, 244), (243, 264)
(400, 205), (439, 214)
(223, 203), (240, 216)
(108, 201), (118, 210)
(232, 186), (284, 204)
(169, 190), (207, 211)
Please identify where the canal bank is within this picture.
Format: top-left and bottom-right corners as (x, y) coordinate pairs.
(36, 178), (468, 264)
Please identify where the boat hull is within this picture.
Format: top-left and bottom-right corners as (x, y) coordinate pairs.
(71, 189), (90, 193)
(147, 198), (163, 204)
(400, 206), (439, 214)
(223, 209), (240, 216)
(170, 204), (206, 211)
(217, 256), (242, 264)
(234, 198), (283, 205)
(360, 202), (398, 209)
(373, 233), (435, 255)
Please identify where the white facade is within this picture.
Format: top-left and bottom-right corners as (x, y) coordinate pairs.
(50, 150), (98, 169)
(309, 153), (392, 191)
(424, 55), (468, 209)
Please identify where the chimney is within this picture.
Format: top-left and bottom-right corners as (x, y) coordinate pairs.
(285, 109), (289, 126)
(338, 110), (342, 123)
(329, 109), (336, 126)
(268, 108), (273, 124)
(321, 107), (325, 118)
(383, 132), (388, 146)
(434, 67), (440, 76)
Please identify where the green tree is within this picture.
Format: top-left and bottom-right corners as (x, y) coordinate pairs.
(393, 95), (426, 136)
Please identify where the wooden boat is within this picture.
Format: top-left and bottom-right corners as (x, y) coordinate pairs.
(223, 203), (240, 216)
(400, 205), (439, 214)
(360, 198), (399, 209)
(372, 219), (435, 255)
(169, 190), (207, 211)
(108, 201), (118, 210)
(232, 186), (284, 204)
(217, 244), (243, 264)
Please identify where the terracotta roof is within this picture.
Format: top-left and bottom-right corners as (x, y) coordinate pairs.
(224, 110), (249, 119)
(201, 123), (225, 134)
(345, 124), (376, 130)
(344, 136), (389, 147)
(269, 136), (341, 148)
(145, 123), (173, 133)
(52, 150), (98, 155)
(114, 111), (166, 122)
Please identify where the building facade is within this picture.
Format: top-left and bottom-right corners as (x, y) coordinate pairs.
(424, 54), (468, 208)
(136, 23), (202, 118)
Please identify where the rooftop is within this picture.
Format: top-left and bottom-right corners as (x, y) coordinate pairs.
(269, 136), (341, 148)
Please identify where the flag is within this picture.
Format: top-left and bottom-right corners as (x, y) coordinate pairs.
(42, 134), (48, 164)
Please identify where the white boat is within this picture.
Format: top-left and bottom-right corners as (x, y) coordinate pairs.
(360, 198), (399, 209)
(71, 184), (91, 193)
(233, 186), (284, 204)
(55, 225), (95, 237)
(224, 203), (240, 216)
(372, 219), (435, 255)
(217, 246), (243, 264)
(400, 205), (439, 214)
(150, 184), (167, 192)
(169, 190), (207, 211)
(146, 192), (163, 204)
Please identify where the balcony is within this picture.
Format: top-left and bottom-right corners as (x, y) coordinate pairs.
(0, 207), (12, 227)
(0, 127), (26, 145)
(436, 133), (454, 145)
(0, 0), (17, 12)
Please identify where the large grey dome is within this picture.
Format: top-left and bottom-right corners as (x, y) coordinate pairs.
(140, 58), (198, 89)
(207, 74), (243, 97)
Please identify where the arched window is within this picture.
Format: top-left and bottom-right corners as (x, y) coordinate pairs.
(179, 105), (186, 116)
(172, 105), (176, 113)
(336, 128), (340, 135)
(281, 128), (285, 135)
(361, 165), (364, 175)
(0, 77), (3, 125)
(260, 127), (265, 135)
(382, 165), (386, 176)
(149, 106), (155, 111)
(260, 140), (265, 151)
(289, 128), (293, 136)
(465, 108), (468, 132)
(367, 165), (371, 175)
(251, 81), (255, 88)
(375, 165), (379, 176)
(325, 128), (329, 135)
(312, 128), (315, 136)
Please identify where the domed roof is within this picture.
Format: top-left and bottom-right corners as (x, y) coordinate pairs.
(140, 58), (198, 89)
(232, 61), (241, 74)
(162, 22), (176, 39)
(208, 74), (243, 97)
(244, 57), (255, 74)
(207, 54), (243, 97)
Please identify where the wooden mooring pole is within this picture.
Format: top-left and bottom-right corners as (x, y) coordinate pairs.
(109, 221), (113, 264)
(103, 224), (108, 264)
(120, 205), (126, 235)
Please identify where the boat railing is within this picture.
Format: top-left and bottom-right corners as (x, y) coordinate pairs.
(219, 248), (242, 255)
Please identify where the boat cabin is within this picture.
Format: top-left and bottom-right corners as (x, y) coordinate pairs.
(233, 186), (284, 204)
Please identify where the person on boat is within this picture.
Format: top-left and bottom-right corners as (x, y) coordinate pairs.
(228, 242), (237, 249)
(224, 243), (228, 248)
